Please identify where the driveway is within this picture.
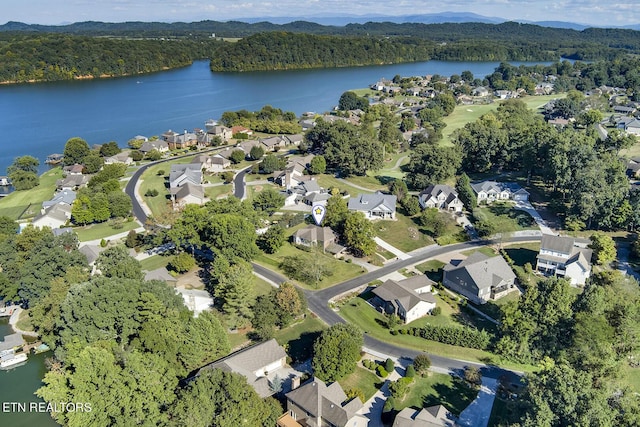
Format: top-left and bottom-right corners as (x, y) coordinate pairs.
(457, 376), (499, 427)
(374, 237), (411, 260)
(513, 200), (554, 235)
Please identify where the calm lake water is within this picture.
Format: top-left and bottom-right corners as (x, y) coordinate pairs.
(0, 59), (555, 174)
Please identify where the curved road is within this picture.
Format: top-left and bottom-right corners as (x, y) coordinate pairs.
(125, 158), (536, 381)
(233, 166), (252, 200)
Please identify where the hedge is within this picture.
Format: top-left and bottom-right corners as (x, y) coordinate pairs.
(401, 324), (491, 350)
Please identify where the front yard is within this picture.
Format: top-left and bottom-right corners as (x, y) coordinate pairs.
(0, 167), (63, 219)
(338, 367), (382, 402)
(472, 202), (536, 234)
(372, 214), (435, 253)
(74, 219), (140, 242)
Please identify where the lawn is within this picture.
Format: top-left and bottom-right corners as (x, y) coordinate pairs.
(138, 156), (197, 218)
(140, 254), (173, 271)
(441, 94), (563, 146)
(372, 214), (435, 253)
(16, 309), (34, 332)
(255, 242), (364, 290)
(415, 260), (446, 283)
(74, 219), (140, 242)
(338, 367), (382, 401)
(393, 373), (478, 416)
(274, 314), (327, 363)
(0, 167), (63, 219)
(338, 296), (533, 372)
(472, 202), (536, 233)
(206, 184), (233, 200)
(244, 183), (281, 202)
(316, 174), (375, 196)
(503, 242), (540, 267)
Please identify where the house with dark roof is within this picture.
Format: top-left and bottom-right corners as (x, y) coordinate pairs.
(471, 181), (529, 205)
(260, 136), (287, 151)
(393, 405), (456, 427)
(536, 234), (592, 286)
(419, 184), (464, 213)
(292, 225), (344, 254)
(171, 182), (206, 207)
(281, 377), (368, 427)
(42, 189), (76, 209)
(348, 192), (397, 220)
(198, 339), (288, 398)
(371, 275), (437, 324)
(443, 251), (517, 304)
(32, 203), (72, 230)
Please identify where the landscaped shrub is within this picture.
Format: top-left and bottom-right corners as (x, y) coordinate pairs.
(145, 188), (159, 197)
(376, 365), (388, 378)
(413, 354), (431, 375)
(385, 358), (395, 373)
(432, 306), (442, 316)
(406, 364), (416, 378)
(411, 324), (491, 350)
(389, 377), (413, 399)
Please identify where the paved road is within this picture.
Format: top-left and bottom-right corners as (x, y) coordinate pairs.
(233, 166), (252, 200)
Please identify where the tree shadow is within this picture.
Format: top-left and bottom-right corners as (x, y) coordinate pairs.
(374, 175), (395, 186)
(287, 331), (322, 363)
(425, 375), (478, 416)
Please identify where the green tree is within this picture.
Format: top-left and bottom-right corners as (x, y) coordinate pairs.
(343, 212), (376, 257)
(324, 191), (349, 229)
(273, 282), (306, 326)
(100, 141), (121, 157)
(389, 179), (408, 202)
(249, 145), (265, 160)
(7, 169), (39, 190)
(63, 137), (91, 166)
(7, 155), (39, 175)
(456, 173), (476, 210)
(257, 225), (286, 254)
(260, 153), (286, 174)
(146, 149), (162, 161)
(95, 245), (144, 280)
(205, 214), (259, 261)
(338, 91), (369, 111)
(589, 232), (616, 265)
(279, 252), (332, 288)
(309, 155), (327, 174)
(251, 295), (278, 340)
(413, 354), (431, 375)
(229, 149), (245, 164)
(107, 191), (132, 218)
(312, 323), (364, 382)
(401, 196), (421, 216)
(252, 188), (285, 215)
(214, 260), (254, 327)
(0, 216), (19, 242)
(83, 152), (104, 174)
(405, 143), (462, 189)
(169, 252), (196, 273)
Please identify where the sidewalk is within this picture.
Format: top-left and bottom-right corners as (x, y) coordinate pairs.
(374, 237), (412, 260)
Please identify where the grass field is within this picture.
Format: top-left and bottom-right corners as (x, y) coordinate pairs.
(316, 174), (375, 196)
(75, 219), (140, 242)
(0, 168), (63, 219)
(206, 184), (233, 200)
(138, 156), (196, 218)
(472, 202), (536, 233)
(372, 214), (435, 253)
(140, 254), (172, 271)
(393, 372), (478, 416)
(441, 94), (564, 146)
(274, 314), (327, 362)
(338, 367), (382, 401)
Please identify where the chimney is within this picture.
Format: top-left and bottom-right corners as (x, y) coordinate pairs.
(291, 376), (301, 390)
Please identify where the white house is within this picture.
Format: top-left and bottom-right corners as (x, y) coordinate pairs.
(536, 234), (592, 286)
(371, 275), (437, 324)
(418, 184), (464, 212)
(32, 203), (72, 229)
(471, 181), (529, 205)
(348, 191), (397, 220)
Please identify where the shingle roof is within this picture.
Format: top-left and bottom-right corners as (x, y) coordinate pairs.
(348, 192), (397, 214)
(293, 225), (336, 244)
(372, 276), (436, 315)
(444, 251), (516, 292)
(393, 405), (456, 427)
(470, 181), (529, 195)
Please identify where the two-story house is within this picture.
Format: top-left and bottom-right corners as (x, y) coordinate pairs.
(418, 184), (464, 213)
(536, 234), (592, 286)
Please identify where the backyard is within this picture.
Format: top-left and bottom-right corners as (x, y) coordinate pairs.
(0, 167), (63, 219)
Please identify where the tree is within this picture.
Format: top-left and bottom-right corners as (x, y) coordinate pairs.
(7, 155), (39, 175)
(338, 91), (369, 111)
(273, 282), (306, 326)
(280, 252), (332, 288)
(312, 324), (364, 382)
(260, 153), (286, 174)
(405, 143), (462, 189)
(401, 196), (421, 216)
(83, 152), (104, 174)
(205, 214), (259, 261)
(463, 366), (482, 386)
(252, 188), (285, 215)
(251, 295), (278, 340)
(7, 169), (39, 190)
(413, 354), (431, 375)
(343, 212), (376, 257)
(169, 252), (196, 273)
(107, 191), (132, 218)
(324, 191), (349, 229)
(125, 230), (138, 248)
(456, 173), (476, 210)
(146, 149), (162, 161)
(389, 179), (408, 202)
(257, 225), (286, 253)
(63, 137), (91, 165)
(0, 216), (18, 241)
(249, 145), (264, 160)
(99, 141), (121, 157)
(95, 245), (144, 280)
(229, 149), (245, 164)
(214, 260), (254, 327)
(309, 155), (326, 174)
(589, 232), (616, 265)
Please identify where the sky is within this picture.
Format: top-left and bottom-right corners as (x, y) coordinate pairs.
(3, 0), (639, 28)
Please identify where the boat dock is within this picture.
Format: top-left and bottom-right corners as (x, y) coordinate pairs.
(0, 333), (25, 353)
(45, 153), (64, 165)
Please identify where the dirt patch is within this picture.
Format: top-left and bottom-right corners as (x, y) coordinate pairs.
(407, 227), (419, 240)
(176, 269), (206, 290)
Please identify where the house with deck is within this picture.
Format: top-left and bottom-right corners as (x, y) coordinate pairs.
(536, 234), (592, 286)
(371, 275), (437, 324)
(348, 192), (397, 220)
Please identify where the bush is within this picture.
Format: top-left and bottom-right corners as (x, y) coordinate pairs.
(413, 354), (431, 375)
(156, 169), (165, 176)
(131, 150), (144, 161)
(168, 252), (196, 273)
(464, 366), (482, 386)
(145, 188), (159, 197)
(383, 397), (395, 413)
(221, 171), (235, 183)
(389, 377), (412, 399)
(410, 323), (491, 350)
(385, 358), (395, 373)
(432, 306), (442, 316)
(376, 365), (388, 378)
(406, 365), (416, 378)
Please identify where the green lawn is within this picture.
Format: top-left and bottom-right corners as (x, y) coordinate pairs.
(140, 254), (173, 271)
(255, 242), (364, 290)
(274, 314), (327, 363)
(74, 219), (140, 242)
(316, 175), (375, 196)
(441, 94), (563, 146)
(0, 168), (63, 219)
(503, 242), (540, 267)
(461, 247), (498, 258)
(139, 163), (172, 218)
(338, 367), (382, 401)
(206, 184), (233, 200)
(244, 183), (281, 202)
(415, 260), (446, 283)
(372, 214), (435, 253)
(394, 373), (478, 416)
(16, 309), (34, 332)
(472, 202), (536, 233)
(338, 296), (534, 372)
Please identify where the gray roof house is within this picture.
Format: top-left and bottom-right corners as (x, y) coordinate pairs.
(536, 234), (592, 286)
(348, 191), (397, 220)
(32, 203), (72, 230)
(171, 182), (206, 207)
(144, 267), (178, 286)
(42, 189), (76, 208)
(419, 184), (464, 212)
(199, 339), (288, 398)
(292, 225), (344, 254)
(283, 377), (368, 427)
(443, 251), (517, 304)
(393, 405), (456, 427)
(471, 181), (529, 205)
(371, 275), (437, 324)
(169, 164), (203, 189)
(139, 140), (169, 154)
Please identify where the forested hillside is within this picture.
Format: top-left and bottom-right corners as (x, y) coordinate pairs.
(0, 33), (218, 83)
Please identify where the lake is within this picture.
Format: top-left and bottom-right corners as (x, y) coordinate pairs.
(0, 59), (556, 174)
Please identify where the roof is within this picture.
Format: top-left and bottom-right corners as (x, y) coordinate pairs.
(348, 191), (397, 214)
(33, 203), (71, 225)
(540, 234), (576, 255)
(293, 225), (337, 244)
(539, 234), (592, 268)
(470, 181), (529, 195)
(169, 164), (202, 188)
(201, 339), (287, 398)
(393, 405), (456, 427)
(79, 244), (106, 265)
(372, 276), (436, 315)
(285, 377), (364, 426)
(172, 183), (205, 202)
(43, 189), (76, 207)
(144, 267), (176, 283)
(419, 184), (459, 206)
(444, 251), (516, 292)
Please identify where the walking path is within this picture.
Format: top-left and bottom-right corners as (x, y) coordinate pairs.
(8, 307), (39, 338)
(374, 237), (412, 260)
(457, 376), (499, 427)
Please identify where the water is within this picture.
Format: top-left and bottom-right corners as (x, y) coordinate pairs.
(0, 59), (555, 174)
(0, 318), (59, 426)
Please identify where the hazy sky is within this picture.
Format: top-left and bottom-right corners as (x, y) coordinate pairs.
(4, 0), (639, 27)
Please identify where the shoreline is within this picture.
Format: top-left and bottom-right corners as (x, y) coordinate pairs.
(0, 65), (179, 86)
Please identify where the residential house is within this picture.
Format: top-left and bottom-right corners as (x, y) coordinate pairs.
(286, 179), (327, 206)
(56, 174), (90, 191)
(418, 184), (464, 213)
(207, 125), (233, 142)
(144, 267), (178, 287)
(42, 189), (76, 209)
(236, 139), (261, 156)
(79, 244), (106, 267)
(625, 118), (640, 136)
(348, 192), (397, 220)
(443, 251), (518, 304)
(32, 203), (72, 230)
(371, 275), (437, 324)
(198, 339), (288, 398)
(139, 140), (169, 154)
(471, 181), (529, 205)
(613, 105), (636, 115)
(285, 134), (304, 146)
(104, 151), (133, 166)
(210, 156), (231, 172)
(536, 234), (592, 286)
(171, 182), (206, 207)
(292, 225), (344, 254)
(627, 157), (640, 178)
(275, 163), (307, 190)
(260, 136), (287, 152)
(231, 125), (253, 137)
(162, 130), (198, 150)
(282, 377), (368, 427)
(169, 164), (203, 189)
(63, 164), (85, 175)
(393, 405), (456, 427)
